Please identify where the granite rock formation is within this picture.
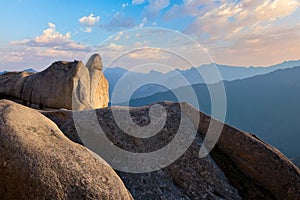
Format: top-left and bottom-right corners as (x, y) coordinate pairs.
(86, 54), (109, 109)
(42, 102), (300, 200)
(0, 54), (109, 110)
(1, 53), (299, 199)
(0, 100), (132, 200)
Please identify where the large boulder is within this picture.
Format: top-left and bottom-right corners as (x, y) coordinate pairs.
(0, 100), (132, 200)
(0, 54), (109, 110)
(42, 102), (300, 199)
(184, 104), (300, 200)
(43, 103), (241, 199)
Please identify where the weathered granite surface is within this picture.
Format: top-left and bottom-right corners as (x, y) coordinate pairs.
(0, 54), (109, 110)
(42, 102), (300, 200)
(0, 100), (132, 200)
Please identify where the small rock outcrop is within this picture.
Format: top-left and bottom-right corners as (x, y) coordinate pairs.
(0, 100), (132, 200)
(42, 102), (300, 200)
(86, 54), (109, 109)
(0, 54), (109, 110)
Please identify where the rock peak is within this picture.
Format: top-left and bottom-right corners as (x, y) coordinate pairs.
(86, 54), (103, 71)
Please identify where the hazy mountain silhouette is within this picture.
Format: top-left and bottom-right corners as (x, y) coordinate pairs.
(0, 68), (36, 74)
(127, 66), (300, 159)
(23, 68), (36, 73)
(105, 60), (300, 103)
(0, 71), (8, 75)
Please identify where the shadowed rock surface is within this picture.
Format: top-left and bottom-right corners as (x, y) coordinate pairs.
(42, 102), (300, 200)
(0, 100), (132, 200)
(0, 54), (108, 110)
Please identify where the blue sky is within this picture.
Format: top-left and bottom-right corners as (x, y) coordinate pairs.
(0, 0), (299, 71)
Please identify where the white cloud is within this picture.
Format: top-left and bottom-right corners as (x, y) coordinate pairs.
(36, 22), (71, 44)
(255, 0), (299, 21)
(0, 45), (89, 71)
(139, 17), (147, 28)
(10, 39), (30, 46)
(127, 48), (166, 60)
(185, 0), (300, 41)
(122, 3), (129, 8)
(148, 0), (170, 10)
(146, 0), (170, 18)
(178, 0), (300, 38)
(0, 50), (25, 63)
(107, 43), (124, 51)
(79, 13), (100, 26)
(164, 0), (211, 20)
(11, 22), (89, 51)
(12, 22), (73, 46)
(179, 0), (300, 65)
(134, 41), (143, 47)
(132, 0), (145, 5)
(114, 31), (124, 41)
(103, 12), (136, 31)
(78, 13), (100, 32)
(34, 48), (74, 58)
(83, 27), (92, 33)
(134, 40), (150, 47)
(5, 22), (91, 70)
(132, 0), (170, 18)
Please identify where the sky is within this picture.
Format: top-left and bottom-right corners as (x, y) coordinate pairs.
(0, 0), (299, 72)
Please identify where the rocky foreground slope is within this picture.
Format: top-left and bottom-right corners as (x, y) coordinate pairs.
(0, 100), (132, 200)
(42, 102), (300, 200)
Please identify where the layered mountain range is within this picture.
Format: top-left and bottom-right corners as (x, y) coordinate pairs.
(104, 60), (300, 102)
(128, 66), (300, 162)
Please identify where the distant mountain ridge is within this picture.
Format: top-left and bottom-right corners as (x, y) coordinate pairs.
(104, 60), (300, 103)
(127, 66), (300, 160)
(0, 68), (36, 74)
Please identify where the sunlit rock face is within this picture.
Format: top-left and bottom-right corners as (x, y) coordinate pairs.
(0, 100), (133, 200)
(0, 54), (109, 110)
(86, 54), (109, 109)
